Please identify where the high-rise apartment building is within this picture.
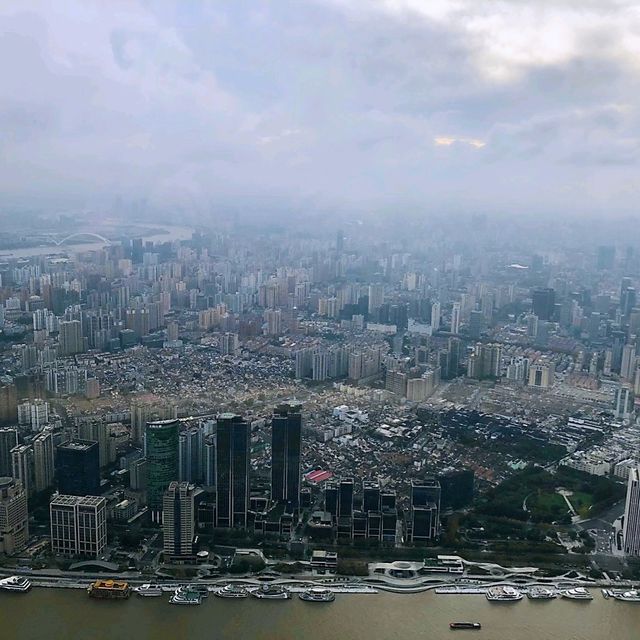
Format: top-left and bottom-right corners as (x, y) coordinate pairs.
(0, 428), (18, 477)
(58, 319), (84, 356)
(215, 413), (250, 529)
(0, 477), (29, 555)
(49, 494), (107, 558)
(11, 444), (34, 496)
(162, 481), (195, 559)
(271, 403), (302, 509)
(450, 302), (461, 334)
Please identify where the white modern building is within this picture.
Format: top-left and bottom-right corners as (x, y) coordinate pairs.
(623, 468), (640, 556)
(50, 494), (107, 558)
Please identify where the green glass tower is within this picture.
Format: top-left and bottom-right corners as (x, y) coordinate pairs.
(145, 419), (179, 520)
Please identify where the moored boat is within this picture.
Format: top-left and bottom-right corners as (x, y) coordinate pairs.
(135, 584), (163, 597)
(485, 586), (523, 602)
(216, 584), (249, 598)
(604, 589), (640, 602)
(560, 587), (592, 601)
(527, 586), (556, 600)
(450, 622), (481, 630)
(0, 576), (31, 592)
(251, 584), (291, 599)
(169, 589), (202, 605)
(299, 587), (335, 602)
(87, 580), (131, 599)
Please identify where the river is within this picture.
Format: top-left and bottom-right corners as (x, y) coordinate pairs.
(1, 223), (194, 259)
(4, 588), (639, 640)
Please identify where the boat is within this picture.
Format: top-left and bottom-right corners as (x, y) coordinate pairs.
(216, 584), (249, 598)
(183, 584), (209, 598)
(0, 576), (31, 592)
(485, 586), (523, 602)
(449, 622), (481, 630)
(251, 584), (291, 599)
(87, 580), (131, 599)
(299, 587), (335, 602)
(603, 589), (640, 602)
(527, 586), (556, 600)
(169, 590), (202, 606)
(134, 584), (163, 597)
(560, 587), (592, 600)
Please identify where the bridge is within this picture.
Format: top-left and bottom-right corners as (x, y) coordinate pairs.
(54, 232), (112, 246)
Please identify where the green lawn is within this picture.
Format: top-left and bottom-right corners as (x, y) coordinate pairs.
(529, 491), (570, 520)
(567, 491), (593, 517)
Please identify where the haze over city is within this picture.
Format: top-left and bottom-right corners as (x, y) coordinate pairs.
(2, 1), (640, 219)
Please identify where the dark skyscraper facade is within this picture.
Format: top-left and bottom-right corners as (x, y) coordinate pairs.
(215, 413), (250, 529)
(56, 440), (100, 496)
(271, 403), (302, 509)
(532, 287), (556, 321)
(145, 420), (180, 518)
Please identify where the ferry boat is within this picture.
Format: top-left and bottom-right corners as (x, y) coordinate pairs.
(216, 584), (249, 598)
(527, 586), (556, 600)
(299, 587), (335, 602)
(449, 622), (481, 630)
(87, 580), (131, 599)
(560, 587), (592, 601)
(0, 576), (32, 592)
(485, 586), (523, 602)
(169, 590), (202, 606)
(134, 584), (163, 597)
(602, 589), (640, 602)
(251, 584), (291, 599)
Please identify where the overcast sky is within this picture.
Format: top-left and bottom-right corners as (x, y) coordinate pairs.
(2, 0), (640, 219)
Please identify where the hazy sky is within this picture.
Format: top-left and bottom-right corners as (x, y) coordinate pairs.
(2, 1), (640, 219)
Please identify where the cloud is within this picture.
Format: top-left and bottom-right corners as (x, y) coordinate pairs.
(0, 0), (639, 218)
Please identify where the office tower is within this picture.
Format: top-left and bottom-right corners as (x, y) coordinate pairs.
(271, 403), (302, 509)
(447, 337), (461, 378)
(623, 468), (640, 555)
(0, 428), (18, 477)
(468, 310), (484, 340)
(622, 287), (637, 318)
(363, 481), (381, 513)
(409, 478), (441, 542)
(179, 426), (203, 484)
(450, 302), (461, 334)
(163, 481), (195, 559)
(0, 477), (28, 556)
(33, 429), (55, 492)
(336, 229), (344, 253)
(204, 436), (216, 489)
(614, 385), (635, 421)
(145, 420), (180, 519)
(532, 287), (555, 321)
(49, 494), (107, 558)
(338, 478), (354, 518)
(58, 319), (84, 356)
(56, 440), (100, 497)
(11, 444), (34, 496)
(431, 301), (441, 331)
(0, 383), (18, 426)
(215, 413), (250, 529)
(368, 284), (385, 316)
(324, 482), (338, 517)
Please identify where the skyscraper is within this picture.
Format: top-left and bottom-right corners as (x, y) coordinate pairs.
(11, 444), (34, 496)
(450, 302), (461, 334)
(179, 426), (203, 484)
(431, 301), (441, 331)
(532, 287), (556, 321)
(163, 481), (195, 559)
(58, 319), (84, 356)
(0, 428), (18, 477)
(56, 440), (100, 497)
(271, 403), (302, 509)
(145, 420), (180, 519)
(0, 477), (28, 556)
(623, 468), (640, 556)
(368, 284), (385, 316)
(215, 413), (250, 529)
(49, 494), (107, 558)
(338, 478), (354, 518)
(409, 478), (441, 542)
(33, 429), (55, 493)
